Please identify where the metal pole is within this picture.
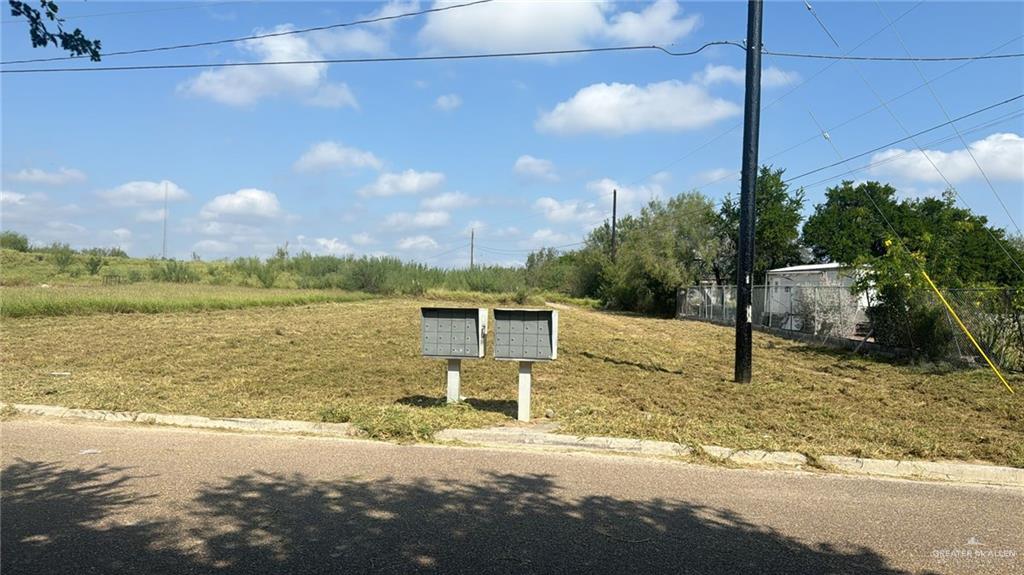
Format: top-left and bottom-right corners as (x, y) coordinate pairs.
(446, 359), (461, 403)
(734, 0), (763, 383)
(611, 189), (618, 261)
(517, 361), (532, 422)
(161, 181), (168, 260)
(470, 228), (474, 269)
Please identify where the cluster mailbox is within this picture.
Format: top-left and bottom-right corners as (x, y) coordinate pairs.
(493, 309), (558, 361)
(421, 307), (487, 404)
(421, 307), (559, 422)
(421, 307), (487, 359)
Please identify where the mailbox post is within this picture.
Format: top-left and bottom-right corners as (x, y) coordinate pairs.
(421, 308), (487, 403)
(493, 308), (559, 421)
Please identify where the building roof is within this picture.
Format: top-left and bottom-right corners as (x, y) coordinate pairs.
(766, 262), (845, 274)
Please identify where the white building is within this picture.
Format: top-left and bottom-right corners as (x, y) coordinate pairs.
(763, 263), (872, 337)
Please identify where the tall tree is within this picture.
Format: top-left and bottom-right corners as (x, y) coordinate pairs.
(801, 180), (898, 265)
(9, 0), (102, 61)
(717, 165), (806, 284)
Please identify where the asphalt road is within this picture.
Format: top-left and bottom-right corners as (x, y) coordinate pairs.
(2, 418), (1021, 575)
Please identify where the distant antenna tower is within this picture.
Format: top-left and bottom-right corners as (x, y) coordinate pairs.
(161, 181), (168, 259)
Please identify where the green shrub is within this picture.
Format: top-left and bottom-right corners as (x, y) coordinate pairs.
(150, 260), (198, 283)
(0, 231), (29, 252)
(50, 243), (75, 272)
(85, 254), (104, 276)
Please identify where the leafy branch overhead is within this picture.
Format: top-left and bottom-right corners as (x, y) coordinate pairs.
(9, 0), (102, 61)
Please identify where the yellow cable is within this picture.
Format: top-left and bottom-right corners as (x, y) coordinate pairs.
(920, 271), (1015, 394)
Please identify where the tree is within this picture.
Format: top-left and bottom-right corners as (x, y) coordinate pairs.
(602, 192), (721, 315)
(9, 0), (102, 60)
(802, 180), (900, 266)
(803, 183), (1024, 286)
(0, 230), (30, 252)
(717, 166), (806, 284)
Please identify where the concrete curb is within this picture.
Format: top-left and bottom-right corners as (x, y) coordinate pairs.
(436, 427), (1023, 488)
(4, 403), (357, 438)
(4, 402), (1021, 487)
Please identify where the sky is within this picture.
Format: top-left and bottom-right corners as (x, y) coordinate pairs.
(2, 0), (1022, 266)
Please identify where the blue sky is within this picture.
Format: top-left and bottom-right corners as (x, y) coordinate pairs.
(2, 0), (1022, 265)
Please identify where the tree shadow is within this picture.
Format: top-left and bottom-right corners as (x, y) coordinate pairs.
(1, 458), (188, 575)
(396, 394), (518, 418)
(3, 459), (931, 574)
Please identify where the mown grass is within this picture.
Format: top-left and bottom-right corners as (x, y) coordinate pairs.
(0, 284), (376, 318)
(1, 294), (1020, 465)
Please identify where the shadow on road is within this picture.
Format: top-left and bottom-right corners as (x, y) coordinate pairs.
(2, 458), (928, 574)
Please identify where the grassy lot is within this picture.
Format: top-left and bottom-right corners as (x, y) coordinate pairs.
(1, 294), (1021, 465)
(0, 284), (376, 318)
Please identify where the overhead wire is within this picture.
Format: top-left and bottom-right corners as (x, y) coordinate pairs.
(801, 0), (1023, 276)
(1, 0), (497, 65)
(873, 0), (1021, 236)
(693, 33), (1024, 192)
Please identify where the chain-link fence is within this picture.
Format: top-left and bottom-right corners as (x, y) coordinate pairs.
(677, 284), (1023, 371)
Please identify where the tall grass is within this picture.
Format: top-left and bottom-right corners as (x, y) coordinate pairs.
(0, 284), (375, 318)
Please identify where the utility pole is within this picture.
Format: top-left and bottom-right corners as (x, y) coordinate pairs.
(161, 180), (168, 260)
(735, 0), (763, 384)
(470, 227), (475, 269)
(610, 189), (618, 261)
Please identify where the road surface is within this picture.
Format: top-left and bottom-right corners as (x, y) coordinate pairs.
(2, 418), (1021, 574)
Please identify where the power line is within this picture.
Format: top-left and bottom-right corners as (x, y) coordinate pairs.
(762, 48), (1024, 63)
(797, 110), (1024, 190)
(1, 0), (496, 65)
(783, 93), (1024, 184)
(0, 43), (733, 74)
(801, 1), (1023, 276)
(874, 0), (1021, 236)
(698, 33), (1024, 192)
(618, 1), (925, 189)
(6, 40), (1024, 74)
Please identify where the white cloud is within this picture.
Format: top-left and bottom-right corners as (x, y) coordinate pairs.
(693, 168), (736, 186)
(514, 155), (559, 182)
(534, 197), (603, 225)
(0, 190), (28, 206)
(693, 64), (800, 88)
(358, 169), (445, 197)
(586, 176), (665, 213)
(305, 83), (359, 109)
(385, 210), (451, 228)
(135, 208), (167, 222)
(604, 0), (700, 44)
(421, 191), (476, 210)
(397, 235), (438, 251)
(293, 141), (383, 172)
(522, 228), (572, 248)
(419, 0), (697, 53)
(5, 167), (86, 186)
(869, 133), (1024, 183)
(351, 232), (375, 245)
(193, 239), (236, 253)
(200, 188), (283, 220)
(536, 80), (740, 136)
(178, 25), (357, 108)
(99, 180), (188, 206)
(313, 237), (352, 255)
(435, 93), (462, 111)
(311, 1), (417, 55)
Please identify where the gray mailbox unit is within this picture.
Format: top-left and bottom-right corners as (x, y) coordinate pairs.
(421, 307), (487, 403)
(493, 308), (559, 421)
